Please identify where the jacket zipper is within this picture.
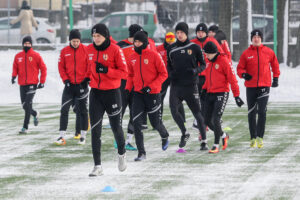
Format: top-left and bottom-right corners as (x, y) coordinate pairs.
(257, 47), (259, 87)
(74, 48), (77, 84)
(139, 55), (145, 89)
(25, 53), (27, 85)
(97, 50), (101, 88)
(209, 63), (213, 93)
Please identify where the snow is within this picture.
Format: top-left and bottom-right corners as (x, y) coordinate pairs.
(0, 49), (299, 104)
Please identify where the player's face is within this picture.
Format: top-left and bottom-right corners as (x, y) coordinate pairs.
(23, 42), (32, 47)
(208, 31), (215, 37)
(197, 31), (207, 39)
(70, 39), (80, 48)
(93, 33), (106, 46)
(252, 35), (262, 47)
(134, 40), (143, 47)
(176, 30), (187, 42)
(205, 53), (217, 60)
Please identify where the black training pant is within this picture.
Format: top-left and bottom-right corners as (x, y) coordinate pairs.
(89, 88), (125, 165)
(132, 92), (169, 155)
(59, 84), (88, 132)
(197, 76), (206, 113)
(169, 84), (206, 140)
(20, 85), (37, 129)
(120, 79), (147, 134)
(246, 87), (270, 139)
(203, 92), (229, 144)
(160, 78), (185, 122)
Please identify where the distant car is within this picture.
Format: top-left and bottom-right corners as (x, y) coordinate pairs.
(81, 11), (165, 43)
(0, 17), (56, 44)
(232, 14), (274, 43)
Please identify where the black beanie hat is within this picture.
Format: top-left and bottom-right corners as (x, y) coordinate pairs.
(22, 36), (32, 45)
(175, 22), (189, 36)
(129, 24), (144, 38)
(69, 29), (81, 41)
(208, 25), (219, 33)
(133, 31), (148, 45)
(91, 23), (110, 39)
(196, 23), (208, 34)
(203, 41), (218, 54)
(251, 29), (263, 41)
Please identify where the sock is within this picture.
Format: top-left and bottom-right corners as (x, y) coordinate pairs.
(126, 133), (134, 144)
(80, 130), (87, 139)
(222, 132), (227, 138)
(201, 139), (207, 143)
(213, 144), (219, 148)
(59, 131), (66, 138)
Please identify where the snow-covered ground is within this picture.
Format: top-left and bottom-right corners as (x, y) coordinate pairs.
(0, 49), (299, 104)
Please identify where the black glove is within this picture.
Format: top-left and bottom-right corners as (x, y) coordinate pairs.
(95, 62), (108, 73)
(235, 96), (244, 107)
(81, 77), (90, 88)
(64, 79), (71, 87)
(200, 89), (207, 100)
(242, 73), (252, 81)
(188, 68), (198, 76)
(11, 76), (16, 84)
(37, 83), (44, 89)
(271, 77), (278, 88)
(140, 86), (151, 94)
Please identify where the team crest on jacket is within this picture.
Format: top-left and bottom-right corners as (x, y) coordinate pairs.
(187, 49), (192, 55)
(103, 54), (108, 61)
(215, 64), (219, 69)
(29, 57), (33, 62)
(144, 59), (149, 64)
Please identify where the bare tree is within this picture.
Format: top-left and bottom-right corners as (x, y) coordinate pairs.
(277, 0), (289, 63)
(218, 0), (232, 48)
(238, 0), (250, 59)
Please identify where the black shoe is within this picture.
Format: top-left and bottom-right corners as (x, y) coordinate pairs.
(134, 153), (146, 161)
(162, 138), (169, 151)
(200, 142), (208, 150)
(179, 133), (190, 148)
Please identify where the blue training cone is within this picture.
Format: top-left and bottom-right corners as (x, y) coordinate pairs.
(101, 186), (116, 192)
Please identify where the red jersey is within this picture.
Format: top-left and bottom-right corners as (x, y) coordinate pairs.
(126, 48), (167, 94)
(12, 48), (47, 86)
(86, 43), (128, 90)
(237, 44), (280, 88)
(58, 43), (90, 84)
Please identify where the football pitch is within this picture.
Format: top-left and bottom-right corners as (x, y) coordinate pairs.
(0, 103), (299, 200)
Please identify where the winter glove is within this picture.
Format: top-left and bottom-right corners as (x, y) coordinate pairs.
(271, 77), (278, 88)
(242, 73), (252, 81)
(140, 86), (151, 94)
(37, 83), (44, 89)
(81, 77), (90, 88)
(95, 62), (108, 73)
(64, 79), (71, 87)
(11, 76), (16, 84)
(235, 96), (245, 107)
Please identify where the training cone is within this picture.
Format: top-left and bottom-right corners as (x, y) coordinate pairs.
(176, 148), (187, 153)
(101, 186), (116, 192)
(223, 127), (232, 131)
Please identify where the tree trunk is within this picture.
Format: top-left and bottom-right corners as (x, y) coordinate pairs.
(296, 24), (300, 67)
(277, 0), (287, 63)
(218, 0), (232, 48)
(110, 0), (125, 12)
(238, 0), (249, 59)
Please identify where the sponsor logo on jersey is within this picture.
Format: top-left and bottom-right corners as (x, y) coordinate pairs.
(65, 54), (71, 57)
(18, 57), (23, 62)
(248, 56), (254, 59)
(112, 104), (118, 109)
(181, 49), (185, 53)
